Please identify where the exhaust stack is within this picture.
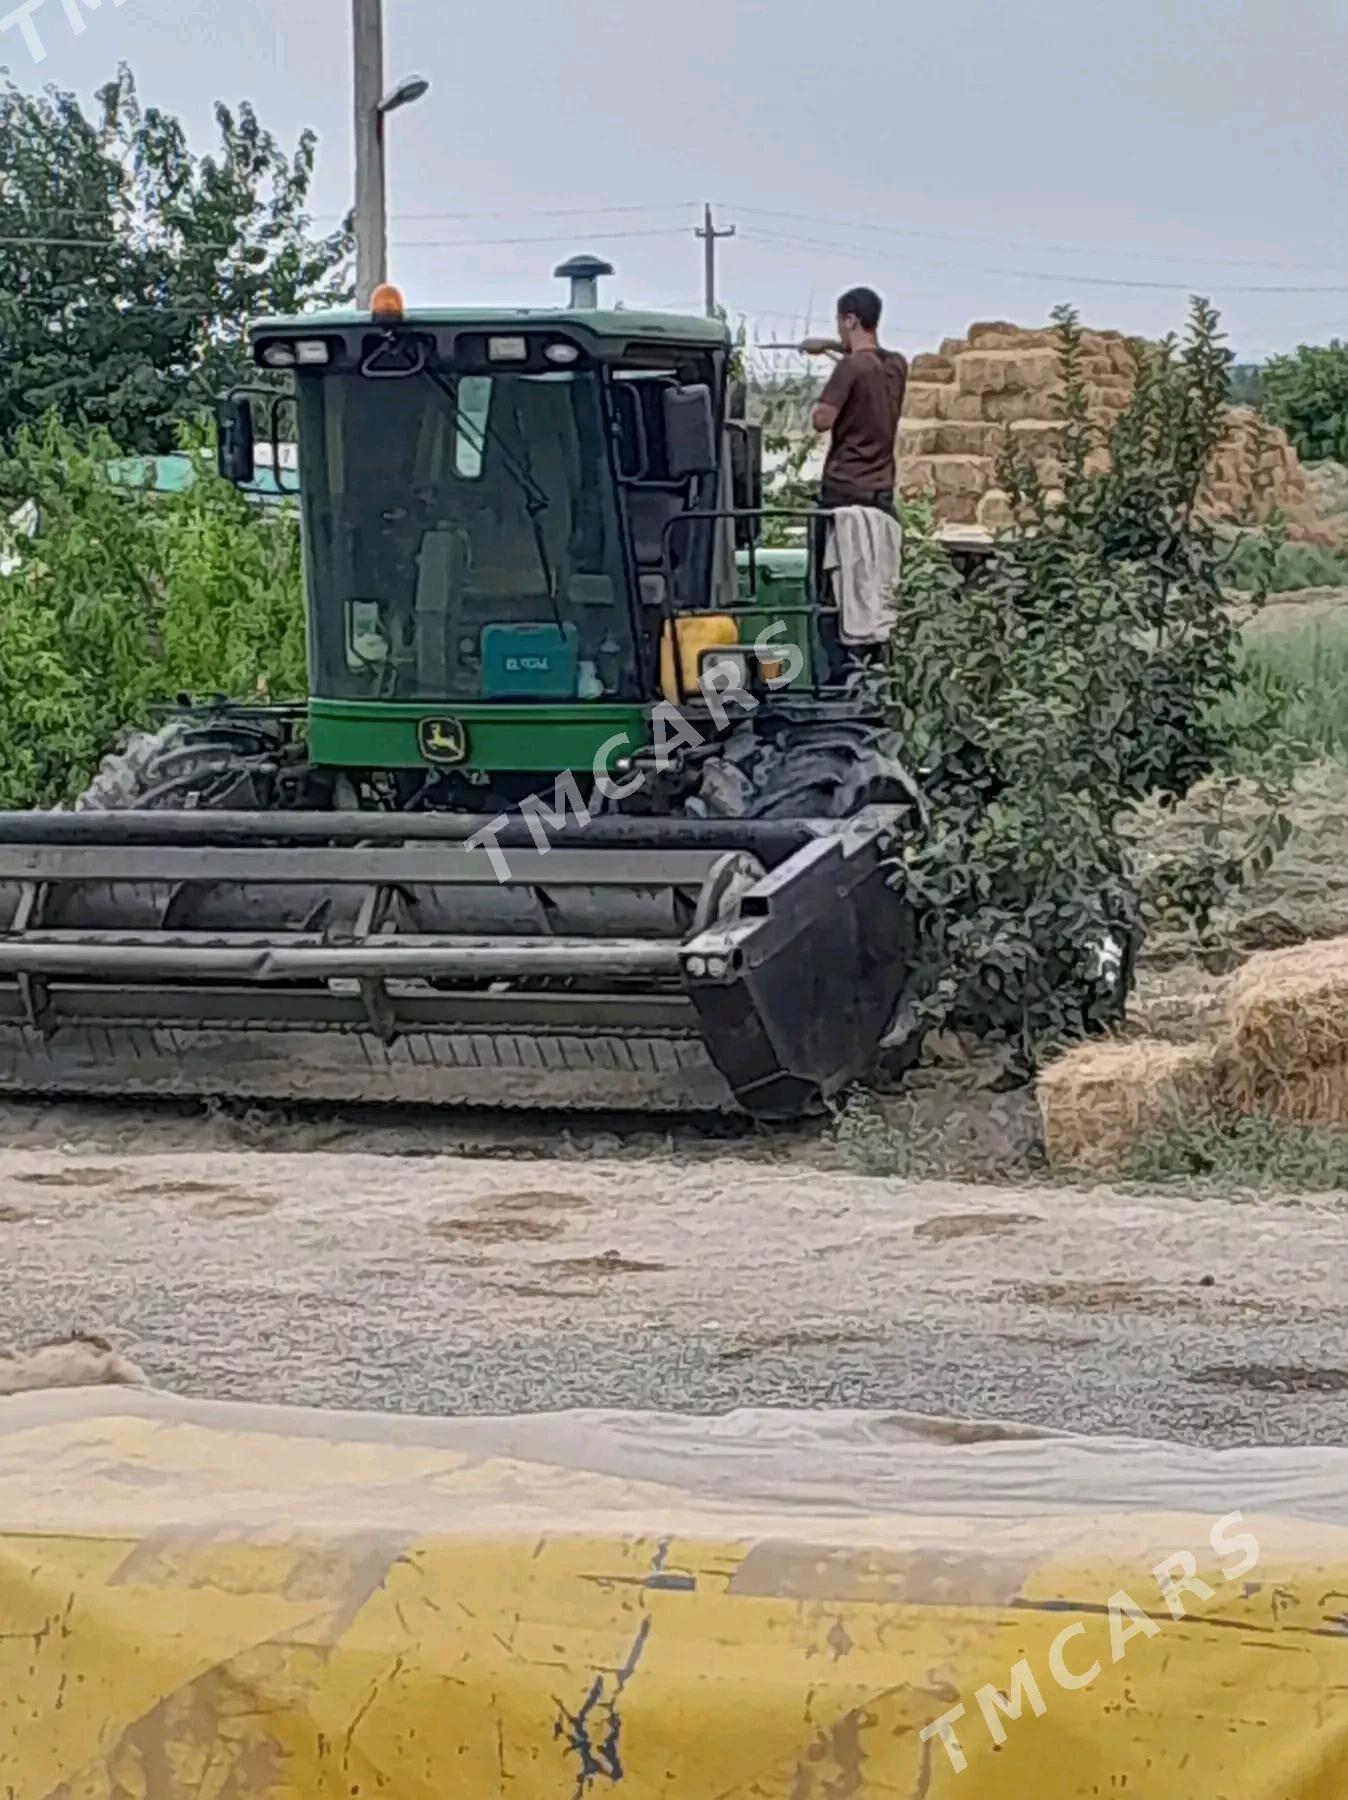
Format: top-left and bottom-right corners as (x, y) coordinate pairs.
(554, 254), (614, 310)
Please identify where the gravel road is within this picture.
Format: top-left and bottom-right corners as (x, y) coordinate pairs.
(4, 1130), (1347, 1447)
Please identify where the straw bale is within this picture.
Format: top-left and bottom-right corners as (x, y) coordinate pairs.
(1234, 1059), (1348, 1129)
(958, 349), (1062, 397)
(1221, 937), (1348, 1096)
(1038, 1038), (1224, 1171)
(903, 454), (990, 498)
(967, 321), (1051, 348)
(939, 337), (970, 360)
(910, 353), (955, 384)
(920, 421), (1000, 456)
(904, 383), (943, 421)
(981, 390), (1062, 424)
(897, 422), (940, 459)
(976, 488), (1015, 530)
(934, 387), (988, 422)
(927, 490), (980, 525)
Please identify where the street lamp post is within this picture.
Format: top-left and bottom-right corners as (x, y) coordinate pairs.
(351, 0), (429, 307)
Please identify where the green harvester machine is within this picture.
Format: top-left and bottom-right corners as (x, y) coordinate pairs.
(0, 257), (962, 1118)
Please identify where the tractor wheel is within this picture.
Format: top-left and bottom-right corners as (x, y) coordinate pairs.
(689, 722), (923, 824)
(77, 716), (293, 812)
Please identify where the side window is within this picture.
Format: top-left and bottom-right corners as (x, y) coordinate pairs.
(455, 376), (493, 479)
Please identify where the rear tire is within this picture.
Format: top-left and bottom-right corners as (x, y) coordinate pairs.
(78, 716), (290, 812)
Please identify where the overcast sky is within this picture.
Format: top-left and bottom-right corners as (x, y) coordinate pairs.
(6, 0), (1347, 359)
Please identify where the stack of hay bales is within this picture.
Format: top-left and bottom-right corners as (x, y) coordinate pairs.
(1039, 933), (1348, 1169)
(897, 320), (1315, 531)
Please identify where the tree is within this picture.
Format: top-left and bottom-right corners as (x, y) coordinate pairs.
(0, 65), (351, 452)
(1262, 341), (1348, 464)
(0, 417), (305, 808)
(886, 300), (1284, 1073)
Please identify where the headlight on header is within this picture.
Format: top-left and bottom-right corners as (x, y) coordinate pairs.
(488, 336), (528, 362)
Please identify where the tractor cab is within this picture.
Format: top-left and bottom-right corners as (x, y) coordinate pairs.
(217, 258), (785, 782)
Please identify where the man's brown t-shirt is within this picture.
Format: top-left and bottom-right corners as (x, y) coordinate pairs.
(819, 346), (908, 498)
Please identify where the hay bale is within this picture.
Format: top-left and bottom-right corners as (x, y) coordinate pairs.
(976, 488), (1014, 530)
(1235, 1059), (1348, 1129)
(897, 422), (940, 458)
(927, 490), (981, 525)
(1038, 1038), (1224, 1172)
(904, 383), (943, 421)
(902, 453), (991, 498)
(910, 353), (956, 384)
(958, 349), (1063, 397)
(967, 321), (1052, 349)
(1221, 938), (1348, 1108)
(934, 387), (988, 422)
(923, 421), (999, 456)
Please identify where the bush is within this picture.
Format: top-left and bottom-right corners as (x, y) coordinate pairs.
(1225, 534), (1348, 594)
(1262, 341), (1348, 465)
(0, 417), (304, 807)
(887, 300), (1284, 1071)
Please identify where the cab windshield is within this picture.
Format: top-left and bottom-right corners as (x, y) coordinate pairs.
(298, 365), (638, 702)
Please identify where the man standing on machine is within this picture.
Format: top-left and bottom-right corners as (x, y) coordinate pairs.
(803, 286), (908, 514)
(802, 288), (908, 671)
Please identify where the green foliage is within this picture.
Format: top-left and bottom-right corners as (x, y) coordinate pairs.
(752, 368), (821, 543)
(0, 65), (351, 454)
(1225, 533), (1348, 594)
(1228, 364), (1262, 409)
(886, 299), (1285, 1070)
(1120, 1106), (1348, 1195)
(1262, 340), (1348, 464)
(0, 418), (304, 807)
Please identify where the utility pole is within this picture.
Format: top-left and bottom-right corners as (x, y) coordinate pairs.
(352, 0), (386, 308)
(695, 203), (735, 318)
(352, 0), (430, 307)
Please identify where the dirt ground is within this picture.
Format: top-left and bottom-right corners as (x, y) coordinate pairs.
(6, 1144), (1348, 1445)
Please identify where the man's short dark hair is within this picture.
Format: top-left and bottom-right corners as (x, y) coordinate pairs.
(837, 286), (882, 331)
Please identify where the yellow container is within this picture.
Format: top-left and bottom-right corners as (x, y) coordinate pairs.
(658, 614), (737, 702)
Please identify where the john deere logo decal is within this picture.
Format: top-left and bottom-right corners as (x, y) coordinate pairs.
(418, 717), (467, 765)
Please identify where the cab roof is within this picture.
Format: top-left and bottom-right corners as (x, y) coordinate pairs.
(248, 307), (731, 347)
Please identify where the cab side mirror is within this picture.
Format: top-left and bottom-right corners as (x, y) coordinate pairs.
(217, 394), (255, 485)
(663, 383), (717, 479)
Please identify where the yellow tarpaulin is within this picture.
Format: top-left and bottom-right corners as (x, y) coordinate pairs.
(0, 1389), (1345, 1795)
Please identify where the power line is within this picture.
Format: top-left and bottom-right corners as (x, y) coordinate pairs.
(390, 226), (688, 250)
(725, 202), (1348, 278)
(0, 224), (687, 254)
(738, 226), (1348, 296)
(353, 200), (697, 224)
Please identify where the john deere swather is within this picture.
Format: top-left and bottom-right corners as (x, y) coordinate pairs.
(0, 259), (939, 1118)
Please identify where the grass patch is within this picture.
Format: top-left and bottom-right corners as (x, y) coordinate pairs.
(1118, 1106), (1348, 1196)
(1219, 612), (1348, 764)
